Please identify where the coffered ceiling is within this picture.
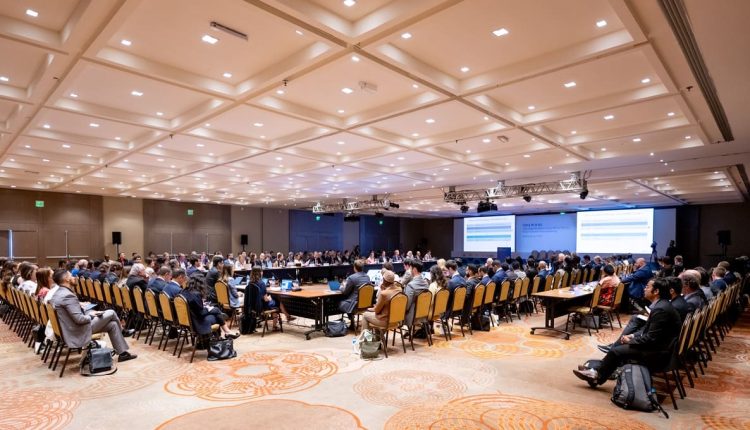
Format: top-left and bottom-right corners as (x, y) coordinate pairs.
(1, 0), (748, 216)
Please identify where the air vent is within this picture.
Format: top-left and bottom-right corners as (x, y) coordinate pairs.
(24, 170), (40, 175)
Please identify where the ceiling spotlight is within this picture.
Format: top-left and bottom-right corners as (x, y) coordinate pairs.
(341, 87), (353, 94)
(492, 28), (509, 37)
(201, 34), (219, 44)
(26, 9), (39, 17)
(343, 0), (356, 6)
(401, 32), (412, 39)
(564, 81), (577, 88)
(522, 195), (532, 203)
(0, 76), (9, 82)
(460, 66), (470, 73)
(120, 39), (132, 46)
(580, 189), (589, 200)
(596, 20), (607, 28)
(223, 72), (232, 78)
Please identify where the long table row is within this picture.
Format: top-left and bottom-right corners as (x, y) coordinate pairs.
(236, 261), (437, 281)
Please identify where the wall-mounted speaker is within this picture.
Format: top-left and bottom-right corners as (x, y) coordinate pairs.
(240, 234), (248, 246)
(112, 231), (122, 245)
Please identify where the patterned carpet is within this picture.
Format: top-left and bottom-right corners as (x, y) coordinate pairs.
(2, 309), (749, 430)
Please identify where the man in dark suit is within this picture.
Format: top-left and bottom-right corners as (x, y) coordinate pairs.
(574, 277), (681, 385)
(126, 263), (148, 290)
(147, 266), (171, 294)
(620, 258), (653, 307)
(479, 265), (491, 286)
(490, 262), (507, 286)
(339, 259), (371, 330)
(51, 269), (137, 362)
(163, 268), (185, 299)
(204, 255), (224, 304)
(446, 260), (465, 291)
(680, 269), (708, 311)
(391, 249), (403, 263)
(667, 276), (690, 322)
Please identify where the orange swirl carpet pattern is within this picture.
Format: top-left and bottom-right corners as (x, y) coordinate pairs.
(1, 310), (749, 429)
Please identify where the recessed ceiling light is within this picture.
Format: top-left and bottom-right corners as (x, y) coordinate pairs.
(86, 154), (92, 157)
(131, 90), (143, 96)
(69, 92), (78, 98)
(570, 130), (577, 135)
(411, 133), (419, 137)
(42, 124), (51, 129)
(170, 165), (176, 169)
(528, 105), (535, 110)
(523, 154), (531, 158)
(201, 34), (218, 44)
(641, 78), (651, 84)
(397, 156), (405, 161)
(157, 158), (164, 162)
(295, 29), (303, 36)
(336, 151), (342, 156)
(124, 159), (129, 162)
(156, 111), (163, 116)
(389, 163), (394, 167)
(115, 136), (121, 140)
(667, 112), (675, 117)
(8, 159), (13, 162)
(62, 144), (71, 148)
(684, 135), (691, 139)
(460, 66), (470, 73)
(196, 143), (205, 147)
(442, 167), (450, 171)
(343, 0), (356, 6)
(350, 55), (360, 62)
(275, 157), (282, 161)
(466, 150), (472, 154)
(425, 118), (435, 124)
(337, 109), (345, 114)
(260, 135), (266, 139)
(601, 148), (607, 152)
(650, 152), (654, 156)
(0, 76), (9, 82)
(564, 81), (577, 88)
(492, 28), (509, 37)
(24, 145), (30, 148)
(337, 141), (345, 145)
(603, 114), (614, 120)
(208, 152), (214, 156)
(596, 20), (607, 28)
(120, 39), (131, 46)
(204, 123), (211, 127)
(632, 138), (641, 142)
(89, 122), (100, 127)
(253, 122), (264, 127)
(275, 89), (285, 95)
(341, 87), (353, 94)
(26, 9), (39, 17)
(401, 32), (412, 39)
(482, 138), (490, 143)
(223, 72), (232, 78)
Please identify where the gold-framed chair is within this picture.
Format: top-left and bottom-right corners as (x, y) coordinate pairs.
(466, 284), (485, 335)
(427, 288), (450, 343)
(445, 286), (467, 339)
(496, 280), (512, 323)
(374, 292), (408, 358)
(596, 282), (625, 329)
(215, 280), (241, 329)
(158, 292), (178, 353)
(144, 290), (162, 345)
(482, 282), (497, 326)
(353, 283), (375, 334)
(565, 284), (602, 336)
(407, 290), (433, 350)
(172, 295), (220, 363)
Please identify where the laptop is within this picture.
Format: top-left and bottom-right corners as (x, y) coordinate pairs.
(281, 279), (294, 291)
(422, 271), (432, 281)
(328, 280), (341, 291)
(231, 276), (245, 286)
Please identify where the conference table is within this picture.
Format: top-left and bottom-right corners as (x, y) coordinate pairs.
(236, 261), (436, 282)
(530, 285), (594, 340)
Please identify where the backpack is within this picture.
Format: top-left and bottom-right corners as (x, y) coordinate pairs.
(611, 364), (668, 418)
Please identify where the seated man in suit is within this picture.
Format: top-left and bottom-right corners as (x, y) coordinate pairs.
(667, 276), (690, 322)
(51, 269), (137, 362)
(680, 269), (708, 310)
(478, 265), (491, 286)
(163, 268), (186, 299)
(710, 266), (728, 293)
(404, 260), (429, 328)
(147, 266), (171, 294)
(338, 259), (371, 330)
(204, 255), (224, 304)
(574, 277), (681, 385)
(391, 249), (403, 263)
(446, 260), (465, 291)
(620, 258), (653, 309)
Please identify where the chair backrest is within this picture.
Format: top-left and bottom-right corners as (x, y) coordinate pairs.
(589, 284), (602, 309)
(112, 283), (124, 308)
(572, 269), (580, 285)
(159, 292), (175, 323)
(46, 303), (63, 341)
(93, 280), (104, 302)
(512, 279), (523, 299)
(552, 272), (561, 289)
(120, 285), (133, 312)
(173, 295), (191, 328)
(430, 288), (450, 320)
(521, 277), (530, 297)
(530, 277), (541, 295)
(387, 292), (408, 326)
(413, 290), (432, 320)
(543, 275), (553, 292)
(145, 290), (160, 318)
(102, 281), (113, 306)
(581, 268), (589, 284)
(471, 284), (485, 310)
(357, 284), (375, 310)
(215, 280), (231, 308)
(612, 283), (625, 308)
(132, 287), (146, 313)
(38, 300), (49, 325)
(483, 282), (496, 306)
(561, 271), (570, 288)
(451, 286), (467, 312)
(498, 281), (511, 302)
(677, 312), (693, 355)
(86, 278), (95, 300)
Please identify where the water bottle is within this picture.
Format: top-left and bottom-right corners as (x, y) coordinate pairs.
(351, 337), (359, 354)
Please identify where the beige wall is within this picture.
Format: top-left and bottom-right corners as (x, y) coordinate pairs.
(102, 196), (144, 258)
(231, 206), (263, 254)
(143, 200), (231, 255)
(262, 208), (289, 254)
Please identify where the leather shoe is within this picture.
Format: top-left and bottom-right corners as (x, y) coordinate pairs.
(225, 333), (240, 340)
(572, 368), (599, 387)
(122, 328), (136, 338)
(118, 351), (138, 362)
(597, 344), (612, 354)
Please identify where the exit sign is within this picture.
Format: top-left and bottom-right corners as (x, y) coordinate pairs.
(187, 209), (194, 216)
(35, 200), (44, 208)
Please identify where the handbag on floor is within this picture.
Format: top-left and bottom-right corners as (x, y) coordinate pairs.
(207, 338), (237, 361)
(80, 341), (117, 376)
(611, 364), (668, 418)
(325, 320), (348, 337)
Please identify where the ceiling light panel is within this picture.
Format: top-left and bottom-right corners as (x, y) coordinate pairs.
(0, 40), (49, 88)
(384, 0), (625, 78)
(58, 63), (210, 119)
(273, 55), (442, 117)
(33, 108), (148, 142)
(109, 0), (324, 84)
(477, 50), (661, 114)
(366, 100), (497, 140)
(203, 105), (316, 141)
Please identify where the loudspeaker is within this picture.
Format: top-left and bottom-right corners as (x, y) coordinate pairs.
(240, 234), (248, 246)
(112, 231), (122, 245)
(717, 230), (731, 246)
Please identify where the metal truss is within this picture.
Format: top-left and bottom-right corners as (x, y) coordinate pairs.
(312, 197), (395, 214)
(444, 172), (587, 204)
